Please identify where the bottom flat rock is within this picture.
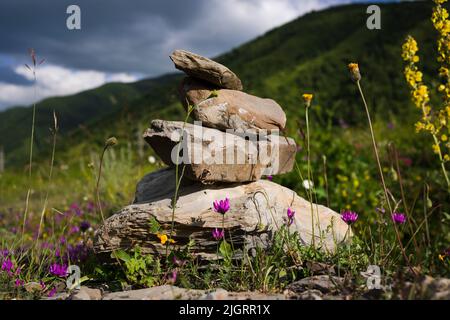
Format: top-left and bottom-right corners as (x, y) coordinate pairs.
(93, 168), (349, 258)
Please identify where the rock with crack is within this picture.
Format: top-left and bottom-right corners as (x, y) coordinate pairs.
(170, 50), (243, 90)
(93, 168), (350, 259)
(143, 120), (296, 183)
(180, 77), (286, 131)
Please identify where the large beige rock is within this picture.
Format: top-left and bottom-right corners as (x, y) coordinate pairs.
(93, 168), (350, 259)
(180, 77), (286, 131)
(170, 50), (243, 90)
(143, 120), (296, 183)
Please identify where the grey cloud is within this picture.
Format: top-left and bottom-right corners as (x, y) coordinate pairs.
(0, 1), (397, 78)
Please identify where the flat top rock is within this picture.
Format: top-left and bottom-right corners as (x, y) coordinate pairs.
(170, 50), (243, 90)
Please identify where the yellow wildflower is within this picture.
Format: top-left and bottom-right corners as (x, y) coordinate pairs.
(157, 233), (175, 245)
(433, 143), (441, 154)
(302, 93), (313, 108)
(348, 63), (361, 82)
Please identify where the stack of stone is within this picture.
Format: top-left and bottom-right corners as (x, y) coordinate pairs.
(94, 50), (349, 260)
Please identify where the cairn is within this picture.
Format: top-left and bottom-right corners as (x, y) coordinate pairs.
(94, 50), (349, 259)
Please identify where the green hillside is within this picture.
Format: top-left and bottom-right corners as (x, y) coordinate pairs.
(0, 1), (437, 167)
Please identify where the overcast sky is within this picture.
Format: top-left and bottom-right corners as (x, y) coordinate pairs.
(0, 0), (396, 110)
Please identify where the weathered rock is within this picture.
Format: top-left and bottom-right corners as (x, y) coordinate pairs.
(102, 285), (204, 300)
(143, 120), (296, 183)
(170, 50), (243, 90)
(100, 286), (286, 300)
(180, 77), (286, 131)
(71, 286), (102, 300)
(401, 276), (450, 300)
(200, 289), (285, 300)
(94, 168), (350, 259)
(286, 275), (345, 294)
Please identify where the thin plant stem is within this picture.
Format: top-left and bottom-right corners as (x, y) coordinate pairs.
(167, 105), (194, 258)
(390, 143), (419, 253)
(36, 111), (58, 241)
(356, 80), (415, 274)
(323, 155), (330, 208)
(22, 70), (37, 242)
(96, 147), (107, 225)
(431, 134), (450, 192)
(305, 107), (316, 248)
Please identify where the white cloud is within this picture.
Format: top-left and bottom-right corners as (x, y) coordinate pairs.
(158, 0), (355, 59)
(0, 64), (137, 108)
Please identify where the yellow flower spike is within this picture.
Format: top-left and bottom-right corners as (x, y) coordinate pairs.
(433, 143), (441, 154)
(442, 134), (448, 141)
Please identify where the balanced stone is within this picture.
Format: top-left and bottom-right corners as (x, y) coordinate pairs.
(170, 50), (243, 90)
(180, 77), (286, 131)
(143, 120), (296, 183)
(93, 168), (350, 260)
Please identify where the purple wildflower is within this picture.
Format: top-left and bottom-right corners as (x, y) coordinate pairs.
(376, 207), (386, 214)
(69, 226), (80, 234)
(70, 203), (82, 216)
(40, 281), (46, 290)
(14, 279), (24, 287)
(49, 263), (68, 277)
(0, 249), (9, 257)
(400, 157), (413, 167)
(1, 258), (13, 274)
(212, 228), (225, 241)
(341, 211), (358, 225)
(392, 212), (406, 224)
(41, 242), (54, 250)
(213, 198), (230, 215)
(48, 287), (57, 297)
(266, 175), (273, 181)
(86, 201), (95, 212)
(66, 242), (90, 264)
(173, 255), (186, 267)
(80, 221), (91, 232)
(168, 270), (177, 284)
(287, 208), (295, 226)
(59, 236), (66, 245)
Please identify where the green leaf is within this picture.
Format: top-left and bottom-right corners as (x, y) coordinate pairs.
(219, 240), (232, 259)
(149, 216), (161, 234)
(111, 249), (131, 262)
